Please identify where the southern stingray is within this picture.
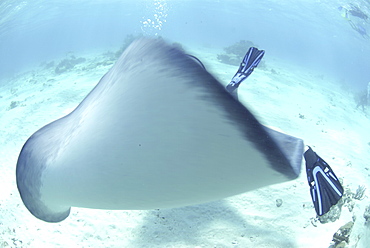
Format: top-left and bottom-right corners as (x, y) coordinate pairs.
(16, 38), (304, 222)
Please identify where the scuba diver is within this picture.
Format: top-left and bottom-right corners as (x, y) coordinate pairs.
(225, 47), (344, 216)
(339, 4), (368, 20)
(349, 21), (368, 38)
(338, 4), (369, 38)
(355, 82), (370, 111)
(356, 92), (368, 111)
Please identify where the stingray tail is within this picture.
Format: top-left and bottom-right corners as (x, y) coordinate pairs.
(226, 47), (265, 94)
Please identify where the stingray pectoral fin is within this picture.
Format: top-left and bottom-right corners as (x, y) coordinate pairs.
(263, 126), (303, 177)
(16, 121), (73, 223)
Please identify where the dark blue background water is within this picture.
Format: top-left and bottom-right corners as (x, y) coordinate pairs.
(0, 0), (369, 90)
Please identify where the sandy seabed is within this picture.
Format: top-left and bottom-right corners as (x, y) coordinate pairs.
(0, 44), (369, 248)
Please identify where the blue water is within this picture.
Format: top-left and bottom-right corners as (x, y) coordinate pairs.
(1, 1), (370, 247)
(0, 0), (369, 91)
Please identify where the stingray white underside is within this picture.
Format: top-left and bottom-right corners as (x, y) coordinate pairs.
(16, 38), (303, 222)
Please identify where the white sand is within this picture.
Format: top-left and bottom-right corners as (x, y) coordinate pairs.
(0, 45), (369, 248)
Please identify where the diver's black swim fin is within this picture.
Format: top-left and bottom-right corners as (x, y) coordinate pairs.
(304, 146), (344, 216)
(226, 47), (265, 94)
